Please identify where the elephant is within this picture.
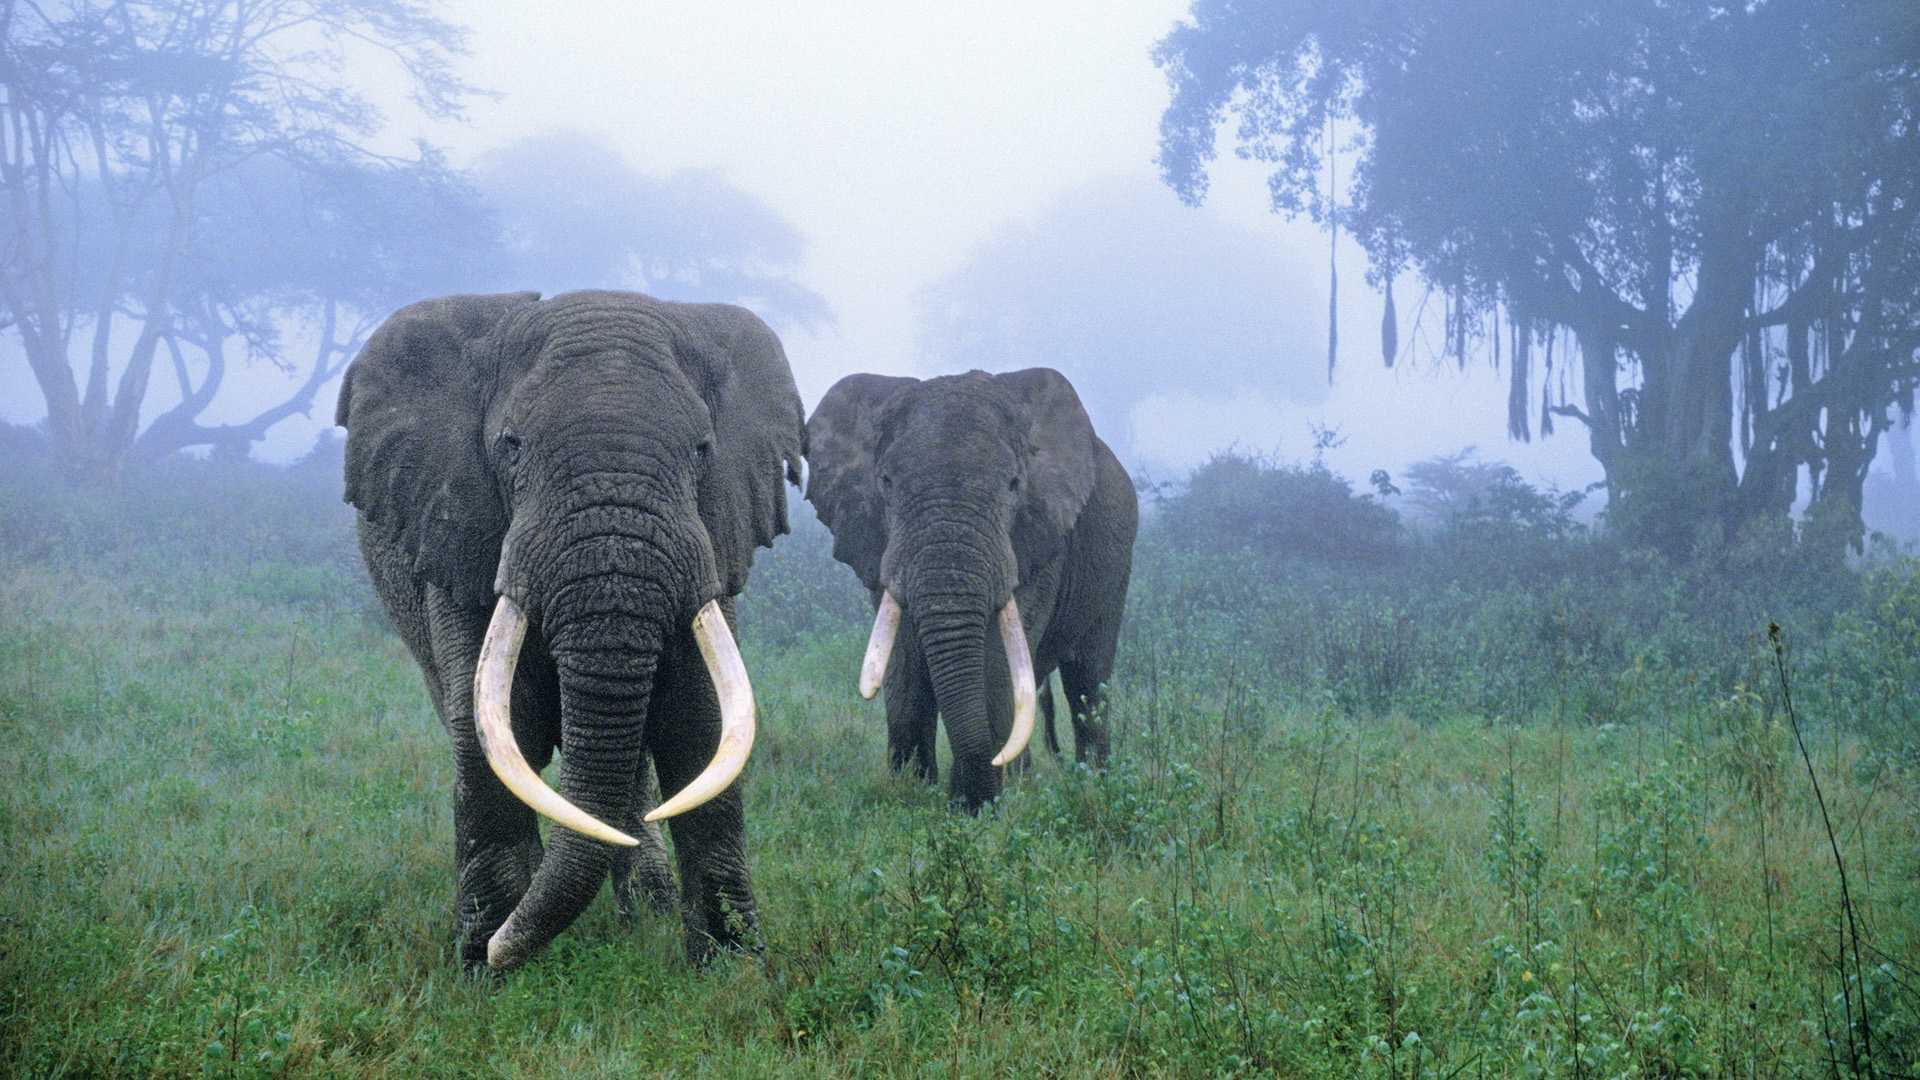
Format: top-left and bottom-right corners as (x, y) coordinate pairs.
(336, 289), (804, 971)
(805, 368), (1138, 811)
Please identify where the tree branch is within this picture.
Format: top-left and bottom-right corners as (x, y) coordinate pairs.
(1547, 404), (1593, 429)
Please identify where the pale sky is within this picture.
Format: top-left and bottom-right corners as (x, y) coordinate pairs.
(441, 0), (1603, 489)
(3, 0), (1607, 493)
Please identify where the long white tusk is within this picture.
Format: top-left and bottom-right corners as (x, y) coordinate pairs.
(991, 598), (1037, 767)
(646, 600), (756, 822)
(859, 591), (902, 700)
(474, 596), (639, 847)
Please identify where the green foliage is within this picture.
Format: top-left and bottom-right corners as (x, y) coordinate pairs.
(1402, 447), (1587, 543)
(1, 452), (1916, 1075)
(735, 500), (872, 651)
(1811, 556), (1920, 753)
(1157, 449), (1402, 564)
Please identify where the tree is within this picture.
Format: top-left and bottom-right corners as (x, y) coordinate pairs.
(914, 173), (1325, 464)
(1155, 0), (1920, 554)
(1161, 448), (1402, 564)
(1400, 447), (1515, 526)
(471, 133), (830, 330)
(1864, 415), (1919, 541)
(131, 151), (498, 460)
(1402, 446), (1587, 540)
(2, 0), (476, 480)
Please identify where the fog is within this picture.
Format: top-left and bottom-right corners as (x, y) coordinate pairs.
(0, 0), (1613, 493)
(8, 6), (1919, 1066)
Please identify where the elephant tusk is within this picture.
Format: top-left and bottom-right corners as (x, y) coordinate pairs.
(474, 596), (639, 848)
(646, 600), (757, 822)
(859, 591), (902, 700)
(991, 598), (1037, 767)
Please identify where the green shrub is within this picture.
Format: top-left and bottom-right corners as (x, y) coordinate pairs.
(1157, 450), (1403, 564)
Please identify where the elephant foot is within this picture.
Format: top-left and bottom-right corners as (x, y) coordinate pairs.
(612, 844), (679, 920)
(1072, 716), (1111, 771)
(454, 838), (541, 973)
(947, 756), (1001, 814)
(675, 850), (760, 965)
(887, 751), (939, 785)
(683, 901), (762, 966)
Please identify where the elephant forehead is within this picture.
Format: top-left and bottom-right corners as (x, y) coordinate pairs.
(888, 409), (1018, 469)
(895, 381), (1020, 438)
(514, 353), (708, 429)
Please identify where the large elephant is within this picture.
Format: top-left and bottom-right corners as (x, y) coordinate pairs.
(805, 368), (1137, 811)
(336, 290), (804, 971)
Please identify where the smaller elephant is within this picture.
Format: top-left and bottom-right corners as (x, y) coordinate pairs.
(806, 368), (1138, 811)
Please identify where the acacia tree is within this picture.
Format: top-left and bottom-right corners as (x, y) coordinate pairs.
(1, 0), (475, 480)
(131, 152), (495, 459)
(1155, 0), (1920, 553)
(471, 132), (831, 329)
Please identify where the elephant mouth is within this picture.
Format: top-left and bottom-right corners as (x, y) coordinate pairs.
(471, 594), (758, 844)
(858, 590), (1036, 767)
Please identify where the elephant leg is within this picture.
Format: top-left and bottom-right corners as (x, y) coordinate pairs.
(648, 616), (759, 963)
(427, 589), (549, 971)
(1060, 656), (1113, 770)
(884, 618), (939, 783)
(611, 760), (678, 920)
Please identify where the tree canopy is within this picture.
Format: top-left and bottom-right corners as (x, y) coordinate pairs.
(1155, 0), (1920, 553)
(3, 4), (830, 477)
(1, 0), (479, 477)
(472, 133), (829, 330)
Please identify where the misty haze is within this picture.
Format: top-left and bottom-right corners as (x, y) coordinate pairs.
(3, 1), (1916, 1074)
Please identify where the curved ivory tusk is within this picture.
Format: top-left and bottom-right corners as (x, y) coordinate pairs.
(474, 596), (639, 847)
(859, 591), (902, 700)
(991, 598), (1037, 767)
(646, 600), (756, 822)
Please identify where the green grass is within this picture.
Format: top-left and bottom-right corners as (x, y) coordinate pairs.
(0, 458), (1915, 1077)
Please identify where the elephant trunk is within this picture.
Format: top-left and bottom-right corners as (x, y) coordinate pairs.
(480, 499), (756, 970)
(486, 587), (666, 970)
(916, 595), (1000, 810)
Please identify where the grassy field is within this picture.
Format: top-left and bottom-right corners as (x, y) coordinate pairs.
(1, 454), (1916, 1077)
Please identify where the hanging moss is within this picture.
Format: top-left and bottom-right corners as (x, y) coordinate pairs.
(1540, 331), (1556, 438)
(1508, 315), (1531, 443)
(1381, 275), (1398, 368)
(1325, 113), (1338, 385)
(1327, 241), (1339, 384)
(1453, 287), (1468, 370)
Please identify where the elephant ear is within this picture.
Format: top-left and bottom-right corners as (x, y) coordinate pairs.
(996, 368), (1098, 580)
(660, 303), (808, 596)
(805, 372), (918, 591)
(336, 291), (540, 608)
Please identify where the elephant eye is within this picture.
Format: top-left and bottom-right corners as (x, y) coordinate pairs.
(880, 473), (892, 490)
(497, 430), (523, 464)
(695, 439), (712, 463)
(1008, 475), (1021, 493)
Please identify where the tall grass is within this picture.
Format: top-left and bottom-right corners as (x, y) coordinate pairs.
(0, 452), (1914, 1077)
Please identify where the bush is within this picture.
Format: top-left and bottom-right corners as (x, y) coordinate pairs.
(1156, 450), (1402, 564)
(1131, 449), (1915, 730)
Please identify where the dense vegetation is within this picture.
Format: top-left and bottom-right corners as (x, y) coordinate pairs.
(1, 446), (1915, 1076)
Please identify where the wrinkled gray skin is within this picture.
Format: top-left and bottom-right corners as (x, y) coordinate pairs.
(806, 369), (1137, 811)
(337, 290), (804, 971)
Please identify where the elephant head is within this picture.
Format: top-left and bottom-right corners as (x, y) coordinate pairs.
(337, 290), (802, 964)
(805, 368), (1097, 809)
